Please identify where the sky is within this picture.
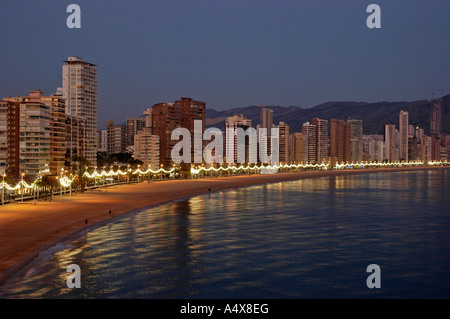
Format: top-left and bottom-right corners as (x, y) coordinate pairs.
(0, 0), (449, 128)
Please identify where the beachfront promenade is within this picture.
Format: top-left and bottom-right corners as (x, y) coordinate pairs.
(0, 164), (448, 285)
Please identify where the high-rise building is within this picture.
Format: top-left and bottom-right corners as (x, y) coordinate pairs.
(302, 122), (316, 163)
(278, 122), (290, 164)
(19, 90), (66, 174)
(363, 135), (384, 162)
(66, 114), (86, 170)
(329, 119), (350, 166)
(4, 91), (66, 178)
(399, 110), (409, 161)
(0, 101), (20, 178)
(106, 120), (127, 155)
(430, 99), (442, 136)
(347, 118), (363, 163)
(3, 98), (51, 179)
(126, 117), (145, 147)
(259, 107), (274, 160)
(62, 56), (98, 166)
(415, 127), (424, 141)
(178, 97), (206, 165)
(431, 135), (441, 161)
(291, 132), (307, 164)
(19, 101), (51, 177)
(384, 123), (399, 162)
(152, 97), (206, 168)
(97, 129), (107, 153)
(311, 118), (328, 163)
(133, 130), (160, 169)
(143, 108), (152, 133)
(225, 114), (254, 164)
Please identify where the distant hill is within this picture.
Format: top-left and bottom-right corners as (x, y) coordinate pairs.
(206, 95), (450, 135)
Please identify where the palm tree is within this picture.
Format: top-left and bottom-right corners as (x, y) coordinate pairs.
(73, 171), (89, 193)
(71, 155), (90, 174)
(36, 175), (56, 201)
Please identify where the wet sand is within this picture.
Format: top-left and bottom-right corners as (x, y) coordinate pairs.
(0, 166), (447, 285)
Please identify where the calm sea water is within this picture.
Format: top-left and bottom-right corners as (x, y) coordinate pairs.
(1, 169), (449, 298)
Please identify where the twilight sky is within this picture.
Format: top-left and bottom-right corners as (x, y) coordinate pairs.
(0, 0), (449, 128)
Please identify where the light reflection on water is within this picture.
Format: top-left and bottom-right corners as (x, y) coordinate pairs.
(1, 169), (449, 298)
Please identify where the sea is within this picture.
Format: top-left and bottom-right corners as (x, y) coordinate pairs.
(0, 168), (449, 298)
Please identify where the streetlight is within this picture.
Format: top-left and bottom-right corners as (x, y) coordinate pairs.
(21, 173), (25, 203)
(69, 173), (72, 200)
(60, 168), (64, 196)
(36, 172), (40, 203)
(2, 173), (6, 205)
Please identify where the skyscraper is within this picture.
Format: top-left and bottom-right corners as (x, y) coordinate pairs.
(430, 99), (442, 136)
(152, 97), (206, 168)
(329, 119), (350, 166)
(0, 101), (20, 178)
(126, 117), (145, 147)
(133, 130), (160, 169)
(62, 56), (98, 166)
(66, 114), (86, 171)
(259, 107), (274, 160)
(3, 96), (51, 179)
(302, 122), (316, 163)
(399, 110), (409, 161)
(3, 91), (66, 178)
(143, 108), (152, 133)
(311, 118), (328, 163)
(347, 118), (363, 163)
(225, 114), (254, 164)
(97, 129), (107, 153)
(291, 132), (307, 164)
(106, 120), (127, 155)
(384, 123), (399, 162)
(278, 122), (290, 164)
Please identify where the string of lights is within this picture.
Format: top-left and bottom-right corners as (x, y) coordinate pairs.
(0, 161), (447, 192)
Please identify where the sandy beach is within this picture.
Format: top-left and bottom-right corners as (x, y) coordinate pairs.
(0, 165), (447, 285)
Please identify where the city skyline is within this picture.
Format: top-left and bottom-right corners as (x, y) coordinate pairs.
(1, 0), (449, 127)
(2, 1), (450, 303)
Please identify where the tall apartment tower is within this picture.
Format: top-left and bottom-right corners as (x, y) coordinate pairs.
(225, 114), (254, 164)
(259, 107), (274, 159)
(384, 123), (399, 162)
(347, 118), (364, 163)
(152, 97), (206, 168)
(399, 110), (409, 161)
(278, 122), (290, 164)
(311, 118), (328, 163)
(62, 56), (98, 166)
(143, 108), (152, 133)
(291, 132), (307, 164)
(0, 101), (20, 178)
(430, 99), (442, 136)
(66, 114), (86, 171)
(329, 119), (351, 166)
(260, 108), (273, 132)
(3, 97), (51, 179)
(126, 117), (145, 147)
(23, 90), (66, 174)
(97, 129), (107, 152)
(177, 97), (206, 166)
(3, 91), (66, 178)
(106, 120), (127, 155)
(302, 122), (316, 163)
(134, 130), (160, 169)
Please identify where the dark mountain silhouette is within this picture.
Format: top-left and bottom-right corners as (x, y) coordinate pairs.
(207, 95), (450, 135)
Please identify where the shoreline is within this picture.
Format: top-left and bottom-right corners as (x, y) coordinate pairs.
(0, 165), (448, 286)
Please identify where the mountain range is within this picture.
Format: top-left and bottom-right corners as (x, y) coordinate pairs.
(206, 94), (450, 135)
